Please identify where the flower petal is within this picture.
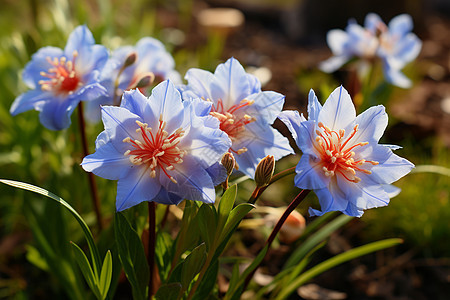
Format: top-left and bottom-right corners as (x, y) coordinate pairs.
(81, 141), (132, 180)
(183, 68), (216, 100)
(388, 14), (413, 36)
(39, 97), (78, 130)
(326, 29), (349, 55)
(246, 91), (285, 125)
(307, 89), (322, 121)
(294, 155), (330, 190)
(211, 57), (251, 109)
(10, 90), (49, 116)
(115, 166), (161, 211)
(64, 25), (95, 56)
(22, 47), (64, 88)
(160, 155), (216, 204)
(318, 86), (356, 131)
(353, 105), (388, 143)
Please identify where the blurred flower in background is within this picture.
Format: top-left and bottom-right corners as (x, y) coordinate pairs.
(85, 37), (181, 122)
(10, 25), (108, 130)
(320, 13), (422, 88)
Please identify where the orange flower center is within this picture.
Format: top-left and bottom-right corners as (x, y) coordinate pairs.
(123, 115), (186, 184)
(209, 98), (256, 155)
(314, 122), (378, 183)
(38, 51), (82, 95)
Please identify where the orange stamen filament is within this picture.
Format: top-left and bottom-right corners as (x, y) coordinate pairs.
(38, 50), (82, 95)
(314, 122), (378, 183)
(123, 116), (186, 184)
(209, 99), (256, 154)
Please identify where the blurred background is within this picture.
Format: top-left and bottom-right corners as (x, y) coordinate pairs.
(0, 0), (449, 299)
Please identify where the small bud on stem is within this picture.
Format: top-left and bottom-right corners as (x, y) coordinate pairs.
(254, 155), (275, 188)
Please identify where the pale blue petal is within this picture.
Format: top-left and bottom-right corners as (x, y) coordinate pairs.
(336, 174), (389, 209)
(307, 89), (322, 121)
(388, 14), (413, 36)
(369, 147), (415, 184)
(246, 73), (261, 94)
(246, 91), (285, 125)
(146, 80), (185, 133)
(319, 55), (351, 73)
(382, 184), (401, 198)
(206, 162), (228, 186)
(10, 90), (49, 115)
(116, 166), (161, 211)
(383, 62), (412, 88)
(353, 105), (388, 143)
(153, 187), (183, 205)
(211, 57), (250, 109)
(121, 89), (154, 124)
(76, 82), (107, 102)
(364, 13), (384, 32)
(64, 25), (95, 56)
(318, 86), (356, 131)
(159, 156), (216, 204)
(309, 182), (349, 216)
(76, 44), (109, 76)
(390, 34), (422, 68)
(326, 29), (349, 55)
(294, 155), (330, 189)
(184, 68), (215, 100)
(81, 141), (132, 180)
(39, 97), (78, 130)
(233, 124), (293, 178)
(101, 106), (142, 152)
(278, 110), (307, 143)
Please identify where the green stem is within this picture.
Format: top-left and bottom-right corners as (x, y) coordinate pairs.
(77, 102), (103, 232)
(242, 189), (311, 291)
(148, 201), (156, 299)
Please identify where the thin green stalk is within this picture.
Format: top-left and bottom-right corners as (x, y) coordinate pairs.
(248, 166), (296, 204)
(77, 102), (103, 232)
(242, 189), (311, 291)
(148, 201), (156, 299)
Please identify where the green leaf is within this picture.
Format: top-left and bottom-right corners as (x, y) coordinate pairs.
(219, 203), (255, 244)
(276, 238), (403, 300)
(283, 214), (353, 269)
(216, 184), (237, 238)
(114, 212), (149, 300)
(99, 250), (113, 299)
(71, 242), (101, 299)
(155, 231), (174, 282)
(155, 282), (182, 300)
(196, 204), (217, 252)
(225, 245), (269, 300)
(0, 179), (102, 277)
(181, 243), (207, 289)
(192, 260), (219, 300)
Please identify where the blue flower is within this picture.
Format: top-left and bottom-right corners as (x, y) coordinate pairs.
(279, 86), (414, 217)
(10, 25), (108, 130)
(320, 13), (422, 88)
(181, 57), (294, 178)
(81, 80), (231, 211)
(85, 37), (181, 122)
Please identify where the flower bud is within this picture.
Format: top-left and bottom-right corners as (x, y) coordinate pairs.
(221, 152), (236, 176)
(123, 52), (137, 68)
(279, 209), (305, 244)
(254, 155), (275, 188)
(135, 72), (155, 88)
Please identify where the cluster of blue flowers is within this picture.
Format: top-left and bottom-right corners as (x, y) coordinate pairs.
(11, 17), (418, 217)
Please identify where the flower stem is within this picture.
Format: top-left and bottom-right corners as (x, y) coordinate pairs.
(77, 102), (103, 232)
(243, 189), (311, 290)
(248, 166), (296, 204)
(148, 201), (156, 299)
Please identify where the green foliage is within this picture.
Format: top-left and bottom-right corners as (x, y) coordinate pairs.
(114, 212), (149, 300)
